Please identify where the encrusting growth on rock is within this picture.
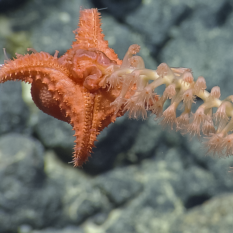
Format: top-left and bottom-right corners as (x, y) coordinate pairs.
(0, 8), (233, 166)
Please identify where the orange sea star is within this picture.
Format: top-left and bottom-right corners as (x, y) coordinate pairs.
(0, 8), (136, 166)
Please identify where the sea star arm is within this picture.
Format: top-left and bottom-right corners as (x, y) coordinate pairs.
(0, 51), (73, 122)
(0, 52), (69, 83)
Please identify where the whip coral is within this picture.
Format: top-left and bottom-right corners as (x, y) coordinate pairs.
(106, 44), (233, 158)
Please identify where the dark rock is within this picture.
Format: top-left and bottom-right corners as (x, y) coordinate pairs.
(0, 134), (63, 232)
(125, 0), (191, 54)
(208, 156), (233, 194)
(83, 116), (141, 174)
(44, 152), (112, 226)
(0, 0), (28, 13)
(91, 0), (142, 20)
(171, 165), (215, 208)
(0, 82), (29, 134)
(34, 111), (74, 164)
(115, 116), (164, 164)
(0, 133), (44, 185)
(95, 168), (143, 206)
(62, 181), (110, 225)
(1, 0), (233, 232)
(105, 164), (182, 233)
(171, 193), (233, 233)
(28, 0), (90, 55)
(160, 1), (233, 99)
(28, 227), (84, 233)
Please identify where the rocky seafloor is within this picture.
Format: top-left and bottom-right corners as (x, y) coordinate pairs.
(1, 0), (233, 232)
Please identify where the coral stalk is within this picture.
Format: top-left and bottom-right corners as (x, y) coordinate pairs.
(105, 44), (233, 157)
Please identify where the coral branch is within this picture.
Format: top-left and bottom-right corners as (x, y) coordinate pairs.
(107, 44), (233, 158)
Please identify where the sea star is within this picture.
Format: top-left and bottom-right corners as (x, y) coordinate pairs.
(0, 8), (137, 167)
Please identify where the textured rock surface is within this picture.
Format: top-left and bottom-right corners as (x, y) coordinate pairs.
(0, 82), (29, 134)
(0, 134), (63, 232)
(1, 0), (233, 233)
